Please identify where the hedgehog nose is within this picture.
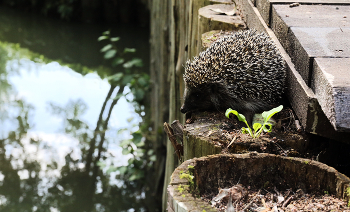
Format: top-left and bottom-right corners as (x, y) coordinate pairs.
(180, 105), (187, 113)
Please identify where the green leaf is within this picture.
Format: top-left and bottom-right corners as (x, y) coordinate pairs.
(150, 155), (156, 161)
(122, 74), (133, 85)
(104, 49), (117, 59)
(137, 77), (148, 87)
(101, 44), (112, 52)
(262, 105), (283, 123)
(263, 123), (273, 132)
(225, 109), (246, 122)
(129, 172), (144, 181)
(102, 31), (110, 36)
(122, 148), (131, 155)
(117, 166), (127, 175)
(106, 73), (123, 82)
(132, 132), (143, 143)
(110, 37), (120, 42)
(127, 117), (134, 123)
(124, 48), (136, 53)
(135, 141), (145, 147)
(253, 123), (262, 132)
(112, 93), (124, 101)
(106, 166), (118, 174)
(136, 148), (145, 155)
(120, 139), (131, 147)
(241, 127), (251, 134)
(134, 88), (145, 101)
(112, 57), (124, 66)
(226, 108), (254, 137)
(147, 149), (154, 156)
(97, 161), (106, 169)
(123, 58), (143, 68)
(98, 35), (108, 41)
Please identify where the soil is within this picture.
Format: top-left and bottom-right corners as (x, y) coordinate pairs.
(202, 185), (350, 212)
(186, 107), (314, 159)
(184, 108), (350, 211)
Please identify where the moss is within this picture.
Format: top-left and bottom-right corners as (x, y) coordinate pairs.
(346, 186), (350, 207)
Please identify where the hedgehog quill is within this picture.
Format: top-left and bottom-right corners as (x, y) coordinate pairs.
(180, 29), (286, 126)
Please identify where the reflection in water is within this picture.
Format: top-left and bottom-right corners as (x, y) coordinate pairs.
(0, 7), (151, 212)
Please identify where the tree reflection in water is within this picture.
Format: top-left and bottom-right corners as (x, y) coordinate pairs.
(0, 39), (155, 211)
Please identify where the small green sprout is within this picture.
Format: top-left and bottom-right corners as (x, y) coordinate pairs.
(225, 105), (283, 138)
(180, 172), (194, 185)
(346, 186), (350, 207)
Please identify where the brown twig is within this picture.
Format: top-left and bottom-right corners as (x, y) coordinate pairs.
(227, 136), (237, 148)
(241, 190), (261, 211)
(164, 122), (183, 159)
(282, 194), (294, 208)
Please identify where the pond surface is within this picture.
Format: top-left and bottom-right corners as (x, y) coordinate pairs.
(0, 7), (149, 212)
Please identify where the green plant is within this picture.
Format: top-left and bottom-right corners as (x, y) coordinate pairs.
(180, 172), (194, 185)
(225, 105), (283, 138)
(346, 186), (350, 207)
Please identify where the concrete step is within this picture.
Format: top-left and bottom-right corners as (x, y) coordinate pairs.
(237, 0), (350, 139)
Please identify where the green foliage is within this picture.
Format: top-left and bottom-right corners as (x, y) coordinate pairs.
(96, 30), (154, 189)
(99, 30), (149, 105)
(0, 29), (152, 211)
(177, 185), (189, 194)
(225, 105), (283, 138)
(346, 187), (350, 207)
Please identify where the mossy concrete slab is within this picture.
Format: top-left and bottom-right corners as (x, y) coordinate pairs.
(311, 58), (350, 132)
(271, 5), (350, 65)
(236, 0), (316, 130)
(288, 27), (350, 84)
(256, 0), (350, 27)
(239, 0), (269, 33)
(272, 4), (350, 28)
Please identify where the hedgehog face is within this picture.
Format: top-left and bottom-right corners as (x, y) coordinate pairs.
(180, 82), (234, 114)
(180, 85), (217, 114)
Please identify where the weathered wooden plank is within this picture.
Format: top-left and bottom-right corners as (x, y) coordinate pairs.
(198, 4), (246, 52)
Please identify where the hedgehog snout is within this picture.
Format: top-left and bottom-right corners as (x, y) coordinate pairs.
(180, 104), (188, 113)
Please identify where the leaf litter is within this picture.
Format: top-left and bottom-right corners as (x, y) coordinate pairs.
(203, 185), (350, 212)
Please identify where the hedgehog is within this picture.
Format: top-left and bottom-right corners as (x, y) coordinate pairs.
(180, 29), (286, 125)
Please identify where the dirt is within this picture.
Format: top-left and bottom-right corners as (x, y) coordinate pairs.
(184, 109), (350, 211)
(186, 107), (314, 159)
(202, 185), (350, 212)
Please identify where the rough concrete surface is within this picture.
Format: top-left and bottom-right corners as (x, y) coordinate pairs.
(257, 0), (350, 28)
(271, 5), (350, 71)
(312, 58), (350, 131)
(289, 27), (350, 83)
(273, 5), (350, 28)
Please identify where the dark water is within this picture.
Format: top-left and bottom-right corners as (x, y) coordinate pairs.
(0, 7), (149, 212)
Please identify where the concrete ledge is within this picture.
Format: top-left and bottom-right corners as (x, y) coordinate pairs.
(237, 0), (316, 130)
(237, 0), (350, 137)
(312, 58), (350, 131)
(256, 0), (350, 28)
